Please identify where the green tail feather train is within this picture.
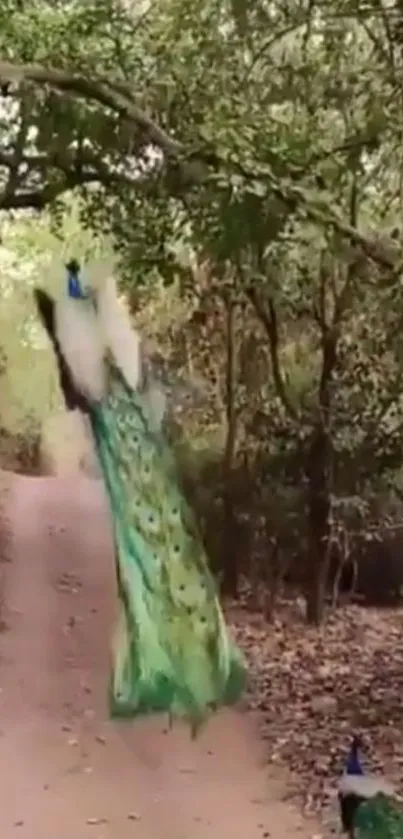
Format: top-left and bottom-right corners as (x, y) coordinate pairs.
(33, 268), (246, 731)
(92, 364), (245, 726)
(354, 795), (403, 839)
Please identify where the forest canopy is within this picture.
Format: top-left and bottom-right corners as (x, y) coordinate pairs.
(1, 0), (403, 624)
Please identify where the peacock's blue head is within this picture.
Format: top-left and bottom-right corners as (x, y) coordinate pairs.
(66, 259), (92, 300)
(346, 735), (364, 776)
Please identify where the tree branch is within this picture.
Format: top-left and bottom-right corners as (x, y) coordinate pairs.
(0, 60), (183, 158)
(260, 175), (400, 272)
(0, 142), (155, 210)
(246, 284), (298, 421)
(0, 172), (99, 210)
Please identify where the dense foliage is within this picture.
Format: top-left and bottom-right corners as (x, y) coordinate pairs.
(2, 0), (403, 622)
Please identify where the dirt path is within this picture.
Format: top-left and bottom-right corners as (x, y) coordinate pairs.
(0, 473), (323, 838)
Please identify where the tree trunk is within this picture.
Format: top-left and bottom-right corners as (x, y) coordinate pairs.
(263, 539), (281, 621)
(305, 425), (331, 626)
(220, 492), (239, 597)
(220, 294), (239, 597)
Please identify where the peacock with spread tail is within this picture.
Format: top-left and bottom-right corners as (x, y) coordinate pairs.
(33, 260), (245, 733)
(339, 737), (403, 838)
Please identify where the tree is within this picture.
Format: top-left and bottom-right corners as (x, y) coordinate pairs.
(0, 1), (397, 263)
(2, 0), (403, 622)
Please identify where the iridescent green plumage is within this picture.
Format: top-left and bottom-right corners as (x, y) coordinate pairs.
(354, 793), (403, 838)
(91, 361), (245, 730)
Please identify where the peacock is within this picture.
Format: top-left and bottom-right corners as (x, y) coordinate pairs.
(33, 260), (246, 734)
(339, 736), (403, 837)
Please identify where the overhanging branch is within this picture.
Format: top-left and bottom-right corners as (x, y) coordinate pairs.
(255, 174), (401, 272)
(0, 59), (400, 274)
(0, 172), (100, 210)
(0, 144), (153, 211)
(0, 60), (183, 158)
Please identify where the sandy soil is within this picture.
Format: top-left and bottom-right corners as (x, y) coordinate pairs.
(0, 472), (325, 838)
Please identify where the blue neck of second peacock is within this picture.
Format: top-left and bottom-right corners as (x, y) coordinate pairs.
(346, 739), (363, 776)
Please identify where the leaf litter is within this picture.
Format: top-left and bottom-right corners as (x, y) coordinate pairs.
(229, 598), (403, 828)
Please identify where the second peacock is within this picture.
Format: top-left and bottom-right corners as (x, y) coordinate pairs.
(339, 737), (403, 838)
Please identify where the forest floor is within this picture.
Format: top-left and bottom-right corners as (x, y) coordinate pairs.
(2, 470), (396, 838)
(231, 585), (403, 828)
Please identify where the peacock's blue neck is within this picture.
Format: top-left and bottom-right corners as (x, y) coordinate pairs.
(67, 270), (90, 301)
(346, 742), (363, 775)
